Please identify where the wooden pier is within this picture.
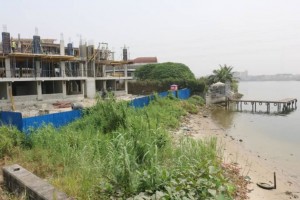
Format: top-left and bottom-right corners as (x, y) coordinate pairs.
(227, 98), (297, 113)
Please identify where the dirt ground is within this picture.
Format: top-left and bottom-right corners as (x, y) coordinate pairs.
(0, 94), (138, 118)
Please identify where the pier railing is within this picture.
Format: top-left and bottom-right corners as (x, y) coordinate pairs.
(227, 98), (297, 113)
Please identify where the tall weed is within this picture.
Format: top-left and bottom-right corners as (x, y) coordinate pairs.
(0, 126), (25, 158)
(8, 96), (235, 199)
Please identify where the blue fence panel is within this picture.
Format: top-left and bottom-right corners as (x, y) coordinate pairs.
(130, 96), (150, 108)
(130, 88), (191, 108)
(22, 110), (82, 133)
(0, 111), (23, 130)
(178, 88), (191, 100)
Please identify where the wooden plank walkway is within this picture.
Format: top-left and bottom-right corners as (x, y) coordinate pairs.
(227, 98), (297, 113)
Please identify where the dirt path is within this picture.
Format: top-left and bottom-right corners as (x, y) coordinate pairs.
(175, 110), (300, 199)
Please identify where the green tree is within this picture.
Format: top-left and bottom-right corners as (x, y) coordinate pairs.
(208, 64), (235, 85)
(206, 64), (239, 92)
(134, 62), (195, 81)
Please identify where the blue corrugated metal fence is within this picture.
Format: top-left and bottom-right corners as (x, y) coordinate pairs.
(0, 88), (191, 133)
(0, 110), (82, 134)
(22, 110), (82, 133)
(129, 88), (191, 108)
(177, 88), (191, 100)
(0, 111), (23, 130)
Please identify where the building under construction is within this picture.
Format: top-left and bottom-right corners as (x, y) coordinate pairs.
(0, 31), (138, 105)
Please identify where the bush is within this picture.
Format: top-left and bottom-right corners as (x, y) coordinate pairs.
(128, 79), (206, 96)
(188, 95), (205, 106)
(0, 125), (25, 158)
(135, 62), (195, 81)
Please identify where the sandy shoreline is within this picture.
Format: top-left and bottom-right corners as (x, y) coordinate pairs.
(176, 110), (300, 199)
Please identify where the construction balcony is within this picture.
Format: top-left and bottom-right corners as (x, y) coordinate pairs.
(0, 69), (89, 79)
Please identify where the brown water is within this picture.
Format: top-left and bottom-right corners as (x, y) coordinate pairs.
(211, 81), (300, 179)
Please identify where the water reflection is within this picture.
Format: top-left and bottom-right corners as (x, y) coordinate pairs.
(210, 105), (297, 130)
(210, 107), (236, 129)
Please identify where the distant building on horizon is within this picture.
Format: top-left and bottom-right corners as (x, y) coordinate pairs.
(233, 70), (248, 81)
(233, 70), (299, 81)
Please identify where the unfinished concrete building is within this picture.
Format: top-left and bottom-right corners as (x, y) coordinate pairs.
(0, 31), (133, 106)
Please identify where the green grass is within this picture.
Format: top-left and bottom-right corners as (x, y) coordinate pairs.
(1, 96), (235, 199)
(0, 125), (25, 158)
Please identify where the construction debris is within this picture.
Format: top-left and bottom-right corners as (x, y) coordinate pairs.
(52, 101), (72, 108)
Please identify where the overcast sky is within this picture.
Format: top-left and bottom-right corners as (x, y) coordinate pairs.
(1, 0), (300, 76)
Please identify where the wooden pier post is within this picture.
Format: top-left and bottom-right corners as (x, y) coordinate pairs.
(226, 97), (229, 109)
(283, 104), (286, 112)
(277, 103), (280, 112)
(267, 103), (270, 113)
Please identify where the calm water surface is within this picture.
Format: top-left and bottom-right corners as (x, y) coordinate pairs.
(211, 81), (300, 178)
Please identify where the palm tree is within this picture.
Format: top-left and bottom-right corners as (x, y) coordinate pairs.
(208, 64), (235, 84)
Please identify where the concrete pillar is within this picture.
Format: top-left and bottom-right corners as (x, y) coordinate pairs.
(103, 80), (107, 89)
(84, 61), (88, 77)
(81, 80), (85, 95)
(60, 61), (65, 77)
(36, 61), (41, 77)
(60, 39), (65, 56)
(7, 83), (12, 102)
(92, 60), (95, 77)
(62, 81), (67, 98)
(85, 78), (96, 98)
(125, 80), (128, 94)
(37, 81), (42, 100)
(79, 63), (84, 77)
(124, 64), (128, 94)
(5, 58), (11, 78)
(102, 65), (106, 77)
(124, 64), (128, 77)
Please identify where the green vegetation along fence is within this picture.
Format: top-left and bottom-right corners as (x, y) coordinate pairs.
(0, 88), (190, 133)
(0, 110), (82, 134)
(129, 88), (190, 108)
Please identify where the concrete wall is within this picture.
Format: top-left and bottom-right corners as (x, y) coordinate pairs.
(3, 164), (69, 200)
(206, 95), (226, 105)
(42, 93), (64, 100)
(114, 90), (127, 96)
(14, 95), (38, 102)
(64, 94), (84, 101)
